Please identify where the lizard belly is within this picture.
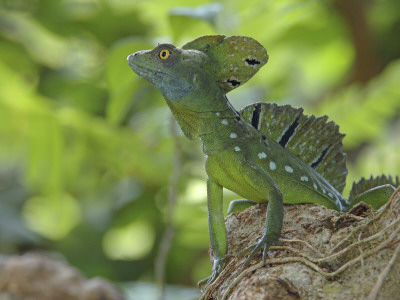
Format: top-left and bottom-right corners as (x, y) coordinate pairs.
(205, 151), (267, 202)
(260, 154), (346, 210)
(273, 174), (340, 210)
(252, 138), (347, 210)
(205, 141), (347, 211)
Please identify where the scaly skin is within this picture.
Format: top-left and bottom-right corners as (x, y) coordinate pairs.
(127, 36), (397, 289)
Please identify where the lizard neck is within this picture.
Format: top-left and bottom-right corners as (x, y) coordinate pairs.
(164, 90), (259, 153)
(199, 106), (258, 155)
(161, 74), (227, 139)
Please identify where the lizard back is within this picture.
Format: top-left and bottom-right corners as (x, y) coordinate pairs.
(240, 102), (348, 194)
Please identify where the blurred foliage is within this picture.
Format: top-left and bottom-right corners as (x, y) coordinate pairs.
(0, 0), (399, 295)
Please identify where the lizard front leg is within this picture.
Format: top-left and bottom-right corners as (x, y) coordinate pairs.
(200, 163), (284, 289)
(237, 165), (284, 269)
(198, 177), (228, 289)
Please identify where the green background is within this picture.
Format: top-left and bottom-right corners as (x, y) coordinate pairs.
(0, 0), (399, 297)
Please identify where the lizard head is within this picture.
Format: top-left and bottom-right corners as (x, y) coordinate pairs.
(128, 35), (268, 100)
(127, 36), (268, 139)
(127, 43), (211, 102)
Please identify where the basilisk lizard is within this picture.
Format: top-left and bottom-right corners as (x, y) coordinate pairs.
(127, 35), (399, 288)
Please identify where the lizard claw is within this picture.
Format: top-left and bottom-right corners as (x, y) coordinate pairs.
(236, 233), (279, 270)
(197, 256), (231, 291)
(236, 243), (257, 258)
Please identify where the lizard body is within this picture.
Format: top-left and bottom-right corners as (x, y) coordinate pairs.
(127, 35), (399, 288)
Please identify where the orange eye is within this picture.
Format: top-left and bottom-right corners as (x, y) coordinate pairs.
(159, 49), (170, 60)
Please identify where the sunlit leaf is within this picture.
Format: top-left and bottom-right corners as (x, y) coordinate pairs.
(23, 193), (81, 240)
(102, 219), (155, 260)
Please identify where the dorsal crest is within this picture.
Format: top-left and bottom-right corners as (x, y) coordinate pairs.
(240, 102), (348, 193)
(182, 35), (268, 93)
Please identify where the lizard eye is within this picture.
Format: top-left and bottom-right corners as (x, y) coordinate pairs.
(159, 49), (171, 60)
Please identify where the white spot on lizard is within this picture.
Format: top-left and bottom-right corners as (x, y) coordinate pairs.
(234, 146), (241, 152)
(216, 112), (220, 116)
(313, 183), (318, 190)
(285, 166), (294, 173)
(300, 176), (309, 182)
(269, 161), (276, 171)
(221, 119), (228, 125)
(257, 152), (267, 159)
(230, 133), (237, 139)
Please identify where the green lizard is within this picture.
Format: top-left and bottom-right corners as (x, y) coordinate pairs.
(127, 35), (399, 288)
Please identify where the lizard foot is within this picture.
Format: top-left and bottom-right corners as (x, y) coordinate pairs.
(236, 233), (280, 270)
(197, 256), (231, 291)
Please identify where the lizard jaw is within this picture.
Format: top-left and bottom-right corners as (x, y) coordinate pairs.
(127, 53), (169, 84)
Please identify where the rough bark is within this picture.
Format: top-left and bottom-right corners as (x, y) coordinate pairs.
(201, 187), (400, 300)
(0, 253), (125, 300)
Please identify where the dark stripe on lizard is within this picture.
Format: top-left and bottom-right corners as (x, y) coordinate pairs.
(311, 145), (331, 168)
(251, 103), (262, 129)
(278, 117), (300, 148)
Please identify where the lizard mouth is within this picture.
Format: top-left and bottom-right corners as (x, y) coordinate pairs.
(127, 53), (170, 83)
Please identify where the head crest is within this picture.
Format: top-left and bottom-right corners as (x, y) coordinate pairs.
(183, 35), (268, 93)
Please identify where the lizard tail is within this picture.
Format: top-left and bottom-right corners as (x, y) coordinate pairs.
(348, 174), (400, 201)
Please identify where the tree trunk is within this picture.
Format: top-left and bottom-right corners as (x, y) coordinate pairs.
(201, 187), (400, 300)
